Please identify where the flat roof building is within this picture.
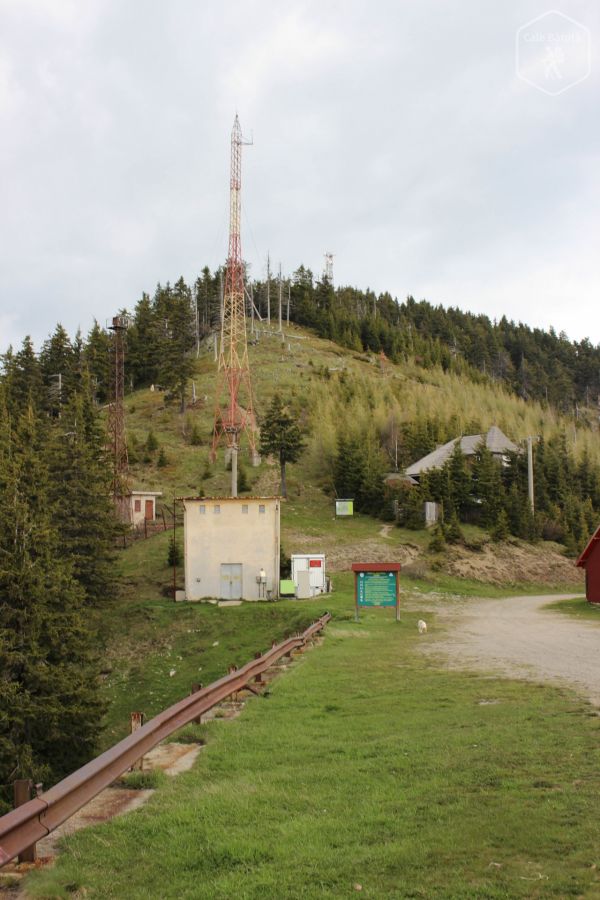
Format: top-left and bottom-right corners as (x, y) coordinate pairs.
(181, 496), (280, 602)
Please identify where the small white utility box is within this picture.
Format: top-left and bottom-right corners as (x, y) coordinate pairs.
(291, 554), (326, 599)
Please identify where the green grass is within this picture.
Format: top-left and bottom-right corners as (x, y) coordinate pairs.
(544, 595), (599, 621)
(26, 585), (600, 899)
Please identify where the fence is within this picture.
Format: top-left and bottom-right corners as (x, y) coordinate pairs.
(0, 613), (331, 868)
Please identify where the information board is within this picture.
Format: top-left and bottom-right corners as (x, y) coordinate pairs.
(357, 571), (397, 607)
(352, 562), (401, 622)
(335, 499), (354, 517)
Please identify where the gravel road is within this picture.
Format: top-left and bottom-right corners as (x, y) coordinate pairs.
(424, 594), (600, 706)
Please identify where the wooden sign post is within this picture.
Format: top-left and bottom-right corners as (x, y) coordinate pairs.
(352, 562), (401, 623)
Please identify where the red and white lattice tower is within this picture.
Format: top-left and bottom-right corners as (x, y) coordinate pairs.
(211, 115), (257, 494)
(107, 314), (131, 523)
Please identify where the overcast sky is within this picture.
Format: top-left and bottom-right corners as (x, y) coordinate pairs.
(1, 0), (599, 350)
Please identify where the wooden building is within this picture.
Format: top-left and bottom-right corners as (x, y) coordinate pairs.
(576, 525), (600, 604)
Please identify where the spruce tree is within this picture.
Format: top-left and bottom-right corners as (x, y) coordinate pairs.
(260, 394), (306, 499)
(0, 402), (103, 803)
(46, 379), (119, 608)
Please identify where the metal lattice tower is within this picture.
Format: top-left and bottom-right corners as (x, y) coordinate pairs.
(324, 252), (334, 284)
(107, 315), (131, 522)
(211, 115), (257, 494)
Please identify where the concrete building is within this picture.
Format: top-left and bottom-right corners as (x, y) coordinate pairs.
(576, 525), (600, 604)
(130, 490), (162, 527)
(182, 496), (281, 601)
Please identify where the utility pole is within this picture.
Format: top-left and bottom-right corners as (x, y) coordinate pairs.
(108, 315), (131, 523)
(287, 280), (290, 325)
(266, 253), (271, 325)
(211, 115), (258, 496)
(278, 263), (283, 335)
(527, 436), (535, 514)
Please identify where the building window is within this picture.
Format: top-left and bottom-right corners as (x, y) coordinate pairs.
(242, 504), (248, 514)
(214, 505), (221, 514)
(134, 499), (141, 512)
(199, 505), (206, 515)
(259, 504), (266, 514)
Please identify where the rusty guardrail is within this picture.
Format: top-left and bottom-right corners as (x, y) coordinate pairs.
(0, 612), (331, 867)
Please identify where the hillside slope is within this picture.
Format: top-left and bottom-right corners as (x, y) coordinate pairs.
(120, 323), (589, 588)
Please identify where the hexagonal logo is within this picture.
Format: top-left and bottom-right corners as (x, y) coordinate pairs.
(516, 10), (591, 96)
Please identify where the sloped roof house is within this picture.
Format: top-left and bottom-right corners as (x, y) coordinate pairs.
(405, 426), (519, 482)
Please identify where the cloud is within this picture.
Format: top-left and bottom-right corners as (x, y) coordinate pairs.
(0, 0), (599, 350)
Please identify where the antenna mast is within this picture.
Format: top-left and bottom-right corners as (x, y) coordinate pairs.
(107, 314), (131, 523)
(211, 115), (258, 495)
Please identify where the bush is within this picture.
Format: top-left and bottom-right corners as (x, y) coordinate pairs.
(429, 524), (446, 553)
(190, 424), (202, 446)
(157, 448), (168, 468)
(146, 430), (159, 453)
(168, 536), (182, 567)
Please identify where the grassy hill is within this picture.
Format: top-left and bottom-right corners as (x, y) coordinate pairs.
(94, 323), (585, 746)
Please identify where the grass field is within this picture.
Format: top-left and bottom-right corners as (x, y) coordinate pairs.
(25, 580), (600, 899)
(544, 595), (600, 621)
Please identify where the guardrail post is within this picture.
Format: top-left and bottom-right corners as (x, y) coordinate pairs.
(191, 683), (203, 724)
(254, 652), (263, 683)
(130, 712), (145, 770)
(13, 781), (36, 863)
(227, 665), (238, 701)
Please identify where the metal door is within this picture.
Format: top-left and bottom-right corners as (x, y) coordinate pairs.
(144, 500), (154, 521)
(220, 563), (243, 600)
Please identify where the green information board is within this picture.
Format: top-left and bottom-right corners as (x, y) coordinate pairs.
(335, 499), (354, 517)
(357, 571), (398, 607)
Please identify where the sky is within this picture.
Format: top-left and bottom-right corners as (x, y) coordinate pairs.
(1, 0), (599, 350)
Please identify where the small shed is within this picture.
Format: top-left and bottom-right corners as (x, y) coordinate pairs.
(576, 525), (600, 604)
(291, 554), (327, 598)
(130, 491), (162, 527)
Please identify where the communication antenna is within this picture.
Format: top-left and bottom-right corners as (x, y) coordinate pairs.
(324, 251), (334, 284)
(107, 314), (131, 522)
(210, 115), (258, 496)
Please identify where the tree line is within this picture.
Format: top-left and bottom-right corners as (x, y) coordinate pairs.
(0, 338), (118, 812)
(104, 264), (600, 417)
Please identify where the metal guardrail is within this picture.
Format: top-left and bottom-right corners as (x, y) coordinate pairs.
(0, 612), (331, 867)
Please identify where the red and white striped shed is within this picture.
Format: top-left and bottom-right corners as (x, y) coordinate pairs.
(576, 525), (600, 604)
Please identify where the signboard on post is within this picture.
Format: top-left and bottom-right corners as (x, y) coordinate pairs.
(351, 562), (401, 622)
(335, 499), (354, 517)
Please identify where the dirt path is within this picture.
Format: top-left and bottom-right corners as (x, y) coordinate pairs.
(422, 593), (600, 705)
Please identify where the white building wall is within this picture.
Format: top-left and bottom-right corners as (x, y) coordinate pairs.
(183, 498), (280, 601)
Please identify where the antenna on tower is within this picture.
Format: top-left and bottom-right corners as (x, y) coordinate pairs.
(324, 252), (334, 284)
(210, 115), (258, 496)
(107, 314), (131, 523)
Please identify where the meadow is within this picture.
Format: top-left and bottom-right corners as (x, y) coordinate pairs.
(25, 579), (600, 899)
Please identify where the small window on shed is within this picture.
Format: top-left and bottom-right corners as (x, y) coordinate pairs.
(241, 504), (249, 514)
(213, 504), (221, 514)
(259, 504), (266, 514)
(198, 504), (206, 515)
(134, 499), (141, 513)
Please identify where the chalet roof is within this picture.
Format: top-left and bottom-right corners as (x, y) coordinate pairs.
(405, 426), (519, 477)
(576, 525), (600, 568)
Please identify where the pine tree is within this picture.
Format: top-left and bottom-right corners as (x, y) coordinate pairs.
(46, 378), (119, 608)
(0, 402), (103, 803)
(259, 394), (306, 499)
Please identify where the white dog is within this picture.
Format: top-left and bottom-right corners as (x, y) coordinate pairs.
(417, 619), (427, 634)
